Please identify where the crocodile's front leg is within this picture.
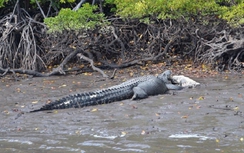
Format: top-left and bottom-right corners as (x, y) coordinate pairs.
(131, 76), (168, 100)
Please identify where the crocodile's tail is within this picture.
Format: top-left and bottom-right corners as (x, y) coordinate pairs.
(29, 92), (93, 112)
(30, 86), (134, 113)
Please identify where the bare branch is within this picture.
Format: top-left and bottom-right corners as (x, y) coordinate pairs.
(77, 53), (109, 78)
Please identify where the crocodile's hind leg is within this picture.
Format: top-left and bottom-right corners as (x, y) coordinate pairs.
(132, 87), (148, 100)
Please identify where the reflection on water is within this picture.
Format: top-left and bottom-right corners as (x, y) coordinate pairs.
(0, 74), (244, 152)
(169, 134), (215, 140)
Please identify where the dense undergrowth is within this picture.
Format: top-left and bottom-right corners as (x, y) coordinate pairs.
(0, 0), (243, 77)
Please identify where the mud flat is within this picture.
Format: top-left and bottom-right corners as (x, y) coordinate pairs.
(0, 73), (244, 152)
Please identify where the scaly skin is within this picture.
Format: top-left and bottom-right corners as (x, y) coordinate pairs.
(30, 70), (181, 112)
(132, 76), (168, 100)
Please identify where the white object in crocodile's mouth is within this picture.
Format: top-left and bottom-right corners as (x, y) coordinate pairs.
(172, 75), (200, 88)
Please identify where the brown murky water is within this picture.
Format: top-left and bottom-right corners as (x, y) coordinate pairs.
(0, 73), (244, 153)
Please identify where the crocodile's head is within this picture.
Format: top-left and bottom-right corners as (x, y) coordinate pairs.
(157, 70), (172, 83)
(158, 70), (179, 85)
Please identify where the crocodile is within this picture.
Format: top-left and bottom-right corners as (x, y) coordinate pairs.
(132, 76), (179, 100)
(30, 70), (182, 112)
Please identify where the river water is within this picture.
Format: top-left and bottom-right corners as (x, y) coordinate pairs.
(0, 72), (244, 153)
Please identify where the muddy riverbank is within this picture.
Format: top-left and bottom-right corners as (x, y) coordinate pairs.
(0, 72), (244, 152)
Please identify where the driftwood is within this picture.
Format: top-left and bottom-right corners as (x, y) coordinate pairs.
(77, 53), (117, 79)
(77, 53), (108, 78)
(0, 48), (81, 78)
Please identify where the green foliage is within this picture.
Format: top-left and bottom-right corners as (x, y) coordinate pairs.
(1, 0), (243, 27)
(112, 0), (244, 26)
(0, 0), (8, 8)
(113, 0), (222, 19)
(221, 2), (244, 26)
(59, 0), (75, 3)
(44, 3), (109, 33)
(30, 0), (75, 4)
(29, 0), (75, 9)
